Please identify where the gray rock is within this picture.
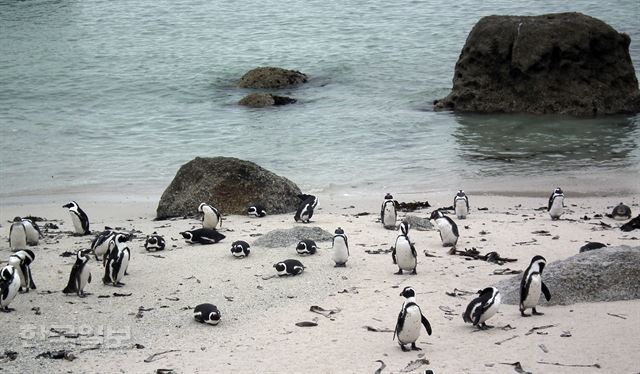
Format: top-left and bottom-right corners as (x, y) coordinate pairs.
(156, 157), (301, 219)
(238, 93), (297, 108)
(434, 12), (640, 115)
(238, 67), (308, 89)
(403, 215), (434, 231)
(253, 226), (333, 248)
(494, 246), (640, 305)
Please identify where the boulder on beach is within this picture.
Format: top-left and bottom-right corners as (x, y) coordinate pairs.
(239, 93), (297, 108)
(238, 67), (308, 89)
(494, 246), (640, 305)
(434, 12), (640, 115)
(156, 157), (301, 219)
(253, 226), (333, 248)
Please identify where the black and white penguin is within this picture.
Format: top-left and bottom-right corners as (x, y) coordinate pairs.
(90, 229), (117, 261)
(144, 232), (166, 252)
(14, 217), (42, 245)
(547, 187), (564, 220)
(248, 204), (267, 217)
(193, 303), (221, 325)
(9, 221), (27, 250)
(180, 228), (226, 245)
(381, 193), (398, 229)
(520, 255), (551, 317)
(0, 265), (21, 312)
(198, 203), (222, 229)
(294, 194), (318, 223)
(62, 248), (93, 297)
(392, 221), (417, 275)
(273, 259), (305, 276)
(394, 286), (432, 352)
(62, 201), (90, 235)
(230, 240), (251, 258)
(463, 287), (501, 329)
(430, 210), (459, 247)
(454, 190), (469, 219)
(296, 239), (318, 255)
(7, 250), (36, 292)
(103, 234), (130, 287)
(611, 203), (632, 221)
(331, 227), (349, 267)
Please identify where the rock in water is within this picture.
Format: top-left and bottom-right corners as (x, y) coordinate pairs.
(238, 67), (308, 89)
(156, 157), (301, 219)
(239, 93), (297, 108)
(494, 246), (640, 305)
(434, 12), (640, 115)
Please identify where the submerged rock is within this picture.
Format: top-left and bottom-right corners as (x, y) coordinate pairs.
(434, 12), (640, 115)
(156, 157), (301, 219)
(494, 246), (640, 305)
(253, 227), (333, 248)
(239, 93), (297, 108)
(239, 67), (308, 89)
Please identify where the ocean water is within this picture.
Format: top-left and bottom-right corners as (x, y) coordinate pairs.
(1, 0), (639, 201)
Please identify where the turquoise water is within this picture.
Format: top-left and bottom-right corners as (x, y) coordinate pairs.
(1, 0), (639, 198)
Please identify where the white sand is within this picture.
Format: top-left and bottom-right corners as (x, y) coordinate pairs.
(0, 191), (638, 373)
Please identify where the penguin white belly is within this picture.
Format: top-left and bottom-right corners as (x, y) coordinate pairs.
(436, 220), (457, 245)
(70, 213), (83, 234)
(23, 223), (39, 245)
(10, 227), (27, 249)
(79, 265), (91, 292)
(455, 204), (468, 219)
(398, 306), (421, 344)
(202, 211), (219, 229)
(332, 241), (349, 265)
(115, 252), (129, 283)
(479, 293), (501, 324)
(549, 198), (564, 218)
(94, 240), (111, 259)
(395, 238), (416, 271)
(383, 207), (396, 228)
(523, 275), (542, 308)
(7, 258), (27, 289)
(1, 274), (21, 308)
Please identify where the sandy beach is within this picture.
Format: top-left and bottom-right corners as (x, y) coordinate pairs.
(0, 190), (639, 373)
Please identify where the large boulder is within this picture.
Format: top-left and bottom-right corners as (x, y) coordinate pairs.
(156, 157), (301, 219)
(434, 12), (640, 115)
(238, 93), (297, 108)
(494, 246), (640, 305)
(239, 67), (308, 89)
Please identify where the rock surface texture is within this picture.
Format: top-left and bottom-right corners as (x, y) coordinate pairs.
(238, 67), (308, 89)
(253, 227), (333, 248)
(434, 12), (640, 115)
(239, 93), (297, 108)
(157, 157), (301, 219)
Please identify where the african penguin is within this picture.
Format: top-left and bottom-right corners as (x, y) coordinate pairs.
(273, 259), (305, 276)
(91, 229), (117, 261)
(294, 194), (318, 223)
(296, 239), (318, 255)
(199, 203), (222, 229)
(7, 250), (36, 292)
(381, 193), (398, 229)
(547, 187), (564, 220)
(621, 215), (640, 232)
(454, 190), (469, 219)
(9, 221), (27, 250)
(62, 201), (90, 235)
(62, 249), (93, 297)
(430, 210), (459, 247)
(248, 204), (267, 217)
(611, 203), (632, 221)
(392, 221), (417, 275)
(520, 255), (551, 317)
(0, 265), (21, 312)
(463, 287), (501, 329)
(103, 233), (130, 287)
(144, 232), (166, 252)
(331, 227), (349, 267)
(230, 240), (251, 258)
(394, 286), (432, 352)
(193, 303), (221, 325)
(14, 217), (42, 245)
(180, 228), (226, 245)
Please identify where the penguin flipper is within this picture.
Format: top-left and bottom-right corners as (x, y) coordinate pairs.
(88, 272), (92, 284)
(27, 266), (36, 290)
(63, 265), (79, 294)
(391, 247), (397, 264)
(548, 195), (554, 211)
(541, 281), (551, 301)
(393, 310), (404, 341)
(410, 243), (417, 259)
(421, 314), (432, 335)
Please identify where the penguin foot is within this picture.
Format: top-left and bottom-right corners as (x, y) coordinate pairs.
(411, 343), (422, 351)
(114, 282), (125, 287)
(1, 307), (15, 313)
(400, 345), (409, 352)
(532, 308), (544, 316)
(78, 293), (87, 298)
(520, 310), (531, 317)
(334, 263), (346, 268)
(394, 269), (403, 275)
(125, 272), (129, 275)
(18, 288), (27, 294)
(480, 323), (494, 330)
(411, 269), (417, 275)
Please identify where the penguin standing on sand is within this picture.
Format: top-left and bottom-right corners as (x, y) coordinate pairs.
(62, 201), (90, 235)
(103, 234), (130, 287)
(7, 250), (36, 292)
(381, 193), (398, 229)
(230, 240), (251, 258)
(194, 303), (221, 325)
(394, 286), (432, 352)
(9, 220), (27, 250)
(14, 217), (42, 245)
(547, 187), (564, 220)
(331, 227), (349, 267)
(520, 255), (551, 317)
(273, 259), (305, 276)
(199, 203), (222, 229)
(454, 190), (469, 219)
(392, 221), (417, 275)
(463, 287), (501, 329)
(248, 204), (267, 217)
(296, 239), (318, 255)
(62, 249), (93, 297)
(0, 265), (21, 312)
(180, 228), (225, 245)
(430, 210), (459, 247)
(144, 232), (166, 252)
(294, 194), (318, 223)
(611, 203), (632, 221)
